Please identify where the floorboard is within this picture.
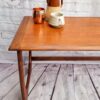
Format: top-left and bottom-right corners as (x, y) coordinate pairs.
(86, 64), (100, 99)
(28, 64), (60, 100)
(52, 64), (75, 100)
(0, 63), (100, 100)
(29, 64), (48, 93)
(74, 64), (99, 100)
(0, 63), (28, 100)
(2, 64), (38, 100)
(0, 64), (12, 72)
(0, 70), (19, 99)
(0, 64), (18, 83)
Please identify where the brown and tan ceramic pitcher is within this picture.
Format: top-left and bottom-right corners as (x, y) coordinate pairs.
(46, 0), (63, 20)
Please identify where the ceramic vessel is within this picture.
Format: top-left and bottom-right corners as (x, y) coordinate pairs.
(46, 0), (63, 20)
(49, 12), (65, 28)
(46, 6), (61, 20)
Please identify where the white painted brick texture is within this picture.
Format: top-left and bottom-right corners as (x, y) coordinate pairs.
(0, 0), (100, 63)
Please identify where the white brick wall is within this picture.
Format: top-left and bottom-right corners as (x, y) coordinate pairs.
(0, 0), (100, 63)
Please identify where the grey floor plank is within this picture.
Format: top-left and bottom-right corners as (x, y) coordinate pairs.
(0, 64), (18, 83)
(2, 64), (47, 100)
(0, 64), (12, 72)
(0, 64), (100, 100)
(0, 70), (19, 99)
(28, 64), (60, 100)
(86, 64), (100, 99)
(74, 64), (99, 100)
(29, 64), (48, 93)
(52, 64), (75, 100)
(0, 64), (28, 100)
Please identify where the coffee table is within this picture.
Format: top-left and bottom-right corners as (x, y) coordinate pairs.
(9, 16), (100, 100)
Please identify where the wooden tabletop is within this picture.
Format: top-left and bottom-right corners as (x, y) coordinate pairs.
(9, 16), (100, 51)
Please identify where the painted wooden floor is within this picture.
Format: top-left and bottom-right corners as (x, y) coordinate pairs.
(0, 63), (100, 100)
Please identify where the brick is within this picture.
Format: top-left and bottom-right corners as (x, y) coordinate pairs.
(0, 0), (100, 62)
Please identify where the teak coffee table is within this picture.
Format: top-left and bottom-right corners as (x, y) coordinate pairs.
(9, 16), (100, 100)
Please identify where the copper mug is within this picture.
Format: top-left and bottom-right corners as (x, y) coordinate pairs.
(33, 8), (45, 24)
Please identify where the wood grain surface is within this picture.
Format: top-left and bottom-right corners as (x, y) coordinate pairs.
(9, 16), (100, 51)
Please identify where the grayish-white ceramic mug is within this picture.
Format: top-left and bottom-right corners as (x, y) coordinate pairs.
(49, 12), (65, 28)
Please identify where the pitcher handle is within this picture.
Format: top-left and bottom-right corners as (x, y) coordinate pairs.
(61, 0), (63, 6)
(47, 0), (50, 6)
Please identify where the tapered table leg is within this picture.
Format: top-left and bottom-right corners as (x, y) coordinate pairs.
(26, 51), (32, 91)
(17, 51), (28, 100)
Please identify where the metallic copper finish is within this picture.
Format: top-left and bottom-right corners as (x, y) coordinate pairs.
(33, 8), (45, 24)
(47, 0), (63, 6)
